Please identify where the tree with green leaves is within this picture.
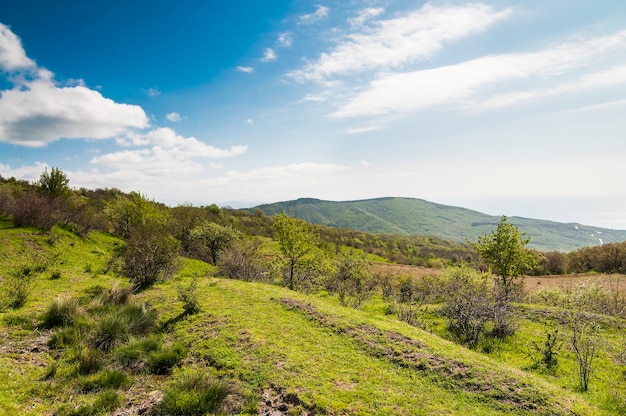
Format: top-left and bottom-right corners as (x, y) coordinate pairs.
(472, 216), (538, 301)
(190, 221), (240, 265)
(37, 167), (70, 197)
(272, 213), (329, 291)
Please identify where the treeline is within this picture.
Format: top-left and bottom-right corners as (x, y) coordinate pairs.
(2, 169), (625, 277)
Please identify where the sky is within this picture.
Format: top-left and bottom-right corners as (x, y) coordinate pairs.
(1, 1), (626, 229)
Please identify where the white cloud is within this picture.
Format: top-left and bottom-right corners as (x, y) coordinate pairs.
(347, 126), (381, 134)
(260, 48), (277, 63)
(236, 66), (254, 73)
(0, 76), (149, 146)
(245, 118), (254, 124)
(348, 7), (384, 27)
(298, 5), (329, 25)
(166, 112), (183, 122)
(92, 128), (247, 179)
(0, 24), (149, 146)
(290, 3), (511, 82)
(332, 30), (626, 118)
(277, 32), (293, 48)
(147, 87), (161, 97)
(0, 23), (35, 71)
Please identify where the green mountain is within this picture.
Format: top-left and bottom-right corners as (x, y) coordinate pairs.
(254, 197), (626, 252)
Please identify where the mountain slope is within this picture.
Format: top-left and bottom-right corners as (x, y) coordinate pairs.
(254, 197), (626, 251)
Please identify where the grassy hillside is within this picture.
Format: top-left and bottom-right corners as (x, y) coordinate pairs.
(1, 219), (625, 415)
(254, 197), (626, 251)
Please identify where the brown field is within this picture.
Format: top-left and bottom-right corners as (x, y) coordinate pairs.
(371, 262), (626, 294)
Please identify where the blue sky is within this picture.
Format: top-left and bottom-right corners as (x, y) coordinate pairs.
(1, 1), (626, 229)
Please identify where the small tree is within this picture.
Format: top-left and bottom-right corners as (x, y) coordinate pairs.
(272, 213), (329, 291)
(190, 222), (240, 265)
(37, 167), (70, 198)
(568, 287), (602, 392)
(217, 237), (266, 282)
(473, 216), (538, 301)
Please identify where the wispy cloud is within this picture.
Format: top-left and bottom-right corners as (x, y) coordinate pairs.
(290, 3), (511, 82)
(347, 126), (381, 134)
(332, 30), (626, 118)
(348, 7), (384, 27)
(236, 66), (254, 73)
(147, 87), (161, 97)
(298, 5), (329, 25)
(260, 48), (277, 63)
(166, 112), (183, 122)
(277, 32), (293, 48)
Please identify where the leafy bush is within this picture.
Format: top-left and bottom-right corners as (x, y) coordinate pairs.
(177, 276), (200, 315)
(157, 371), (230, 416)
(121, 226), (180, 290)
(147, 343), (187, 375)
(2, 262), (41, 309)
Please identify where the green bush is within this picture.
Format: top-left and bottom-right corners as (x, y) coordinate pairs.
(177, 277), (200, 315)
(147, 343), (186, 375)
(157, 371), (230, 416)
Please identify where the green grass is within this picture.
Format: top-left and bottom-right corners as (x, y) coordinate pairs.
(0, 220), (624, 414)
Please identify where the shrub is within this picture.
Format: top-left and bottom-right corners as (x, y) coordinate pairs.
(529, 323), (562, 371)
(41, 296), (80, 328)
(177, 276), (200, 315)
(440, 267), (495, 348)
(147, 343), (186, 375)
(2, 263), (40, 309)
(121, 226), (180, 290)
(157, 371), (230, 416)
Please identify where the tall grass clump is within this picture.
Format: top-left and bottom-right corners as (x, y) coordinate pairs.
(147, 342), (187, 375)
(41, 296), (80, 328)
(157, 370), (230, 416)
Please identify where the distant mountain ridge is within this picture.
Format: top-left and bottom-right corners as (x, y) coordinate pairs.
(253, 197), (626, 252)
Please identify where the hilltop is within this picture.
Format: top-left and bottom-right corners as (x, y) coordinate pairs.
(254, 197), (626, 251)
(1, 221), (624, 415)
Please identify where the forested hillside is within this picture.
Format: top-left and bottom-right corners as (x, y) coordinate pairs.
(255, 197), (626, 252)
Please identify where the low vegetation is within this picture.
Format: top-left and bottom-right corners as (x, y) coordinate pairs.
(1, 169), (625, 415)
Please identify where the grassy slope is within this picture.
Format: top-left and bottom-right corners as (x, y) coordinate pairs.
(0, 222), (621, 415)
(255, 197), (626, 251)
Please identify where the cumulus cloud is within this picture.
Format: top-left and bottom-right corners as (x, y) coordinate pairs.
(0, 23), (36, 71)
(166, 112), (183, 122)
(0, 23), (149, 147)
(260, 48), (277, 62)
(298, 5), (329, 25)
(290, 3), (510, 82)
(332, 30), (626, 118)
(93, 127), (247, 175)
